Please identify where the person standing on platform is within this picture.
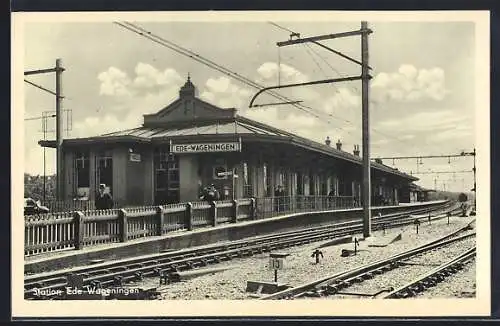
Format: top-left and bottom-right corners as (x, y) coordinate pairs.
(274, 185), (285, 212)
(328, 187), (336, 208)
(95, 184), (114, 210)
(210, 184), (221, 201)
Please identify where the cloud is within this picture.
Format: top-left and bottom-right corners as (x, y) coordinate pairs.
(97, 67), (132, 97)
(323, 87), (361, 114)
(74, 64), (187, 139)
(256, 62), (310, 85)
(371, 64), (448, 103)
(98, 63), (185, 99)
(254, 62), (319, 103)
(200, 76), (253, 109)
(205, 76), (232, 93)
(72, 115), (124, 138)
(132, 63), (184, 90)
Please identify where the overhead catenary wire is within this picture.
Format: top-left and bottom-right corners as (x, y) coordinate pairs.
(114, 21), (359, 138)
(116, 21), (442, 153)
(272, 23), (448, 153)
(267, 21), (417, 149)
(115, 21), (347, 127)
(24, 79), (58, 97)
(25, 114), (56, 121)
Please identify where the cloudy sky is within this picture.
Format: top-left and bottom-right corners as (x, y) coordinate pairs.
(20, 14), (480, 192)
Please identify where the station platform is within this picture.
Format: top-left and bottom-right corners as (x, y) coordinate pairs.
(24, 201), (447, 274)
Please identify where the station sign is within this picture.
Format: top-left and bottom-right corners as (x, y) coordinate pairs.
(171, 142), (241, 154)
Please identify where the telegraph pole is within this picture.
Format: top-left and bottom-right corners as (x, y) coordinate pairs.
(43, 117), (46, 203)
(361, 21), (371, 238)
(250, 22), (373, 237)
(55, 59), (64, 200)
(24, 59), (65, 200)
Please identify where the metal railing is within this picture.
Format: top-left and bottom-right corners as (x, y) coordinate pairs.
(255, 195), (357, 219)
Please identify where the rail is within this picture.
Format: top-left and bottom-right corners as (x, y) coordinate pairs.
(24, 204), (457, 299)
(260, 218), (475, 300)
(380, 246), (476, 299)
(24, 196), (450, 256)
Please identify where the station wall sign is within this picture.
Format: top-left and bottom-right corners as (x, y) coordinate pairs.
(171, 142), (241, 154)
(129, 153), (141, 162)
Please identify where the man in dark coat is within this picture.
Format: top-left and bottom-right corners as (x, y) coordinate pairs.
(201, 184), (220, 202)
(95, 184), (113, 210)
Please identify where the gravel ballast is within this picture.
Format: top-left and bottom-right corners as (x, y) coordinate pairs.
(327, 236), (476, 300)
(122, 215), (476, 300)
(413, 258), (476, 298)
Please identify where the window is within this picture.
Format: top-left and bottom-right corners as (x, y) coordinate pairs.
(243, 162), (248, 184)
(96, 153), (113, 193)
(338, 178), (345, 196)
(309, 173), (315, 195)
(154, 147), (180, 204)
(303, 174), (310, 195)
(320, 176), (328, 196)
(243, 162), (253, 197)
(297, 172), (303, 195)
(75, 151), (90, 188)
(278, 171), (285, 187)
(277, 170), (288, 194)
(332, 176), (338, 195)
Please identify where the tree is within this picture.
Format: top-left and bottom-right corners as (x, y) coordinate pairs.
(24, 173), (56, 203)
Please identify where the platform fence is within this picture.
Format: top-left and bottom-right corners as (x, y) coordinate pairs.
(24, 195), (385, 256)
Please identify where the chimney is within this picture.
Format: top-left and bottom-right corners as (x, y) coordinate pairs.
(325, 136), (331, 147)
(336, 139), (342, 151)
(353, 145), (360, 156)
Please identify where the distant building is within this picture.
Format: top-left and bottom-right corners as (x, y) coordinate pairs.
(402, 183), (435, 202)
(39, 77), (419, 206)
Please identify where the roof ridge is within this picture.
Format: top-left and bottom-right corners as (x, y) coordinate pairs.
(235, 114), (417, 181)
(97, 127), (142, 137)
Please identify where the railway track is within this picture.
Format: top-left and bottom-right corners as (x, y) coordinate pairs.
(380, 246), (476, 299)
(24, 203), (459, 300)
(260, 219), (475, 300)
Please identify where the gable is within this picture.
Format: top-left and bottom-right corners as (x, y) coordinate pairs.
(143, 97), (237, 127)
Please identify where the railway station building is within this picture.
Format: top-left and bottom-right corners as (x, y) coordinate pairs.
(39, 77), (419, 207)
